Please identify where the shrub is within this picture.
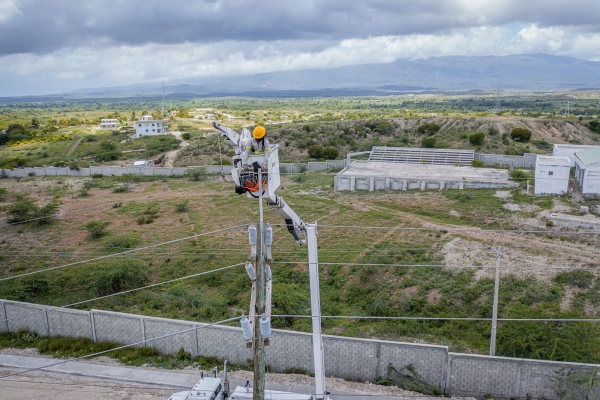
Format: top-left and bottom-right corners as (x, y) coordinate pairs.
(510, 169), (529, 180)
(0, 188), (7, 201)
(7, 199), (59, 226)
(187, 167), (208, 181)
(174, 201), (189, 213)
(181, 132), (191, 140)
(471, 160), (485, 168)
(322, 146), (339, 160)
(91, 173), (103, 179)
(510, 128), (532, 142)
(68, 162), (80, 171)
(553, 270), (594, 289)
(421, 137), (437, 148)
(84, 221), (111, 240)
(307, 145), (324, 159)
(103, 235), (141, 252)
(113, 185), (129, 193)
(417, 123), (440, 135)
(588, 120), (600, 133)
(468, 132), (485, 146)
(95, 150), (121, 162)
(99, 140), (116, 151)
(94, 260), (149, 295)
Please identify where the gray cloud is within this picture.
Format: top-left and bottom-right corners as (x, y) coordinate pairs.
(1, 0), (600, 57)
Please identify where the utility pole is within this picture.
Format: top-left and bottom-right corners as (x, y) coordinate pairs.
(162, 80), (167, 119)
(494, 84), (502, 113)
(564, 99), (570, 117)
(252, 171), (267, 400)
(307, 223), (326, 399)
(489, 247), (503, 356)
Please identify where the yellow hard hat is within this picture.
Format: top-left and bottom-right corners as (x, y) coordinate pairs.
(253, 126), (266, 139)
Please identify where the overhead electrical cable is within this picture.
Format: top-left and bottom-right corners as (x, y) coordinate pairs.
(0, 224), (247, 282)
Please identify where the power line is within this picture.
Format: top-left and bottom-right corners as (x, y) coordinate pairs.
(272, 261), (600, 270)
(286, 224), (600, 235)
(0, 225), (246, 282)
(267, 314), (600, 323)
(0, 316), (241, 380)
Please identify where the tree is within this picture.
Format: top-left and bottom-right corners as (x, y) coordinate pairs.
(30, 118), (40, 129)
(322, 146), (339, 160)
(7, 199), (59, 226)
(468, 132), (485, 146)
(177, 108), (190, 118)
(99, 140), (116, 151)
(588, 120), (600, 133)
(510, 128), (532, 142)
(181, 132), (191, 140)
(421, 137), (437, 148)
(308, 145), (324, 159)
(417, 123), (440, 135)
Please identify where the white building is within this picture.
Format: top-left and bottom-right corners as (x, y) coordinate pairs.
(552, 144), (600, 167)
(534, 155), (571, 196)
(135, 117), (168, 138)
(574, 147), (600, 196)
(99, 118), (119, 130)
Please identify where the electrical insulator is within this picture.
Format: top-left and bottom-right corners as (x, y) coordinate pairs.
(248, 223), (257, 245)
(240, 316), (253, 340)
(266, 224), (273, 246)
(267, 264), (272, 281)
(245, 262), (256, 281)
(259, 315), (271, 338)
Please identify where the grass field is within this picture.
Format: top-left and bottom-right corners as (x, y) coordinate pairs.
(1, 171), (599, 363)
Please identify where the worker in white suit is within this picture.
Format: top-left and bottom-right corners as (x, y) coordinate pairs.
(242, 125), (271, 170)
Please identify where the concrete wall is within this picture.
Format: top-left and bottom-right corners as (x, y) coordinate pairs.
(1, 299), (599, 398)
(474, 153), (537, 168)
(334, 176), (517, 192)
(0, 162), (345, 179)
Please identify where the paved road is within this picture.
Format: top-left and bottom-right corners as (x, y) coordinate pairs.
(0, 354), (412, 400)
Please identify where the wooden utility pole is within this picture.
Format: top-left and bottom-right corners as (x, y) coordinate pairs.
(253, 174), (267, 400)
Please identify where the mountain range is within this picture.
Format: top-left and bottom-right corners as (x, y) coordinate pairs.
(3, 54), (600, 102)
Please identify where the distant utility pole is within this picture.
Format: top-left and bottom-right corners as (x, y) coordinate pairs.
(563, 98), (570, 117)
(162, 80), (167, 119)
(494, 84), (502, 113)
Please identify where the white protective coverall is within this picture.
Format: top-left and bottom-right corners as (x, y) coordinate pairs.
(242, 137), (271, 169)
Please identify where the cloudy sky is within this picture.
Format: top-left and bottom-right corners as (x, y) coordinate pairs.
(1, 0), (599, 96)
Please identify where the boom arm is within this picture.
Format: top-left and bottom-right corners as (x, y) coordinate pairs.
(213, 122), (306, 245)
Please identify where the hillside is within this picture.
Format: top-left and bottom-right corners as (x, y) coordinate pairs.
(0, 172), (599, 363)
(174, 116), (600, 166)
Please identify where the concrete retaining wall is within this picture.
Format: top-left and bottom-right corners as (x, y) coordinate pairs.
(1, 299), (598, 398)
(474, 153), (538, 169)
(334, 176), (517, 191)
(0, 162), (344, 179)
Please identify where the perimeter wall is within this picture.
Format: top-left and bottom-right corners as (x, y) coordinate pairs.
(0, 299), (597, 399)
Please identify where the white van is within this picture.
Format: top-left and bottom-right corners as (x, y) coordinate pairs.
(169, 376), (223, 400)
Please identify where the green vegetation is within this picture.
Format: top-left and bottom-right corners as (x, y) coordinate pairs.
(468, 132), (485, 146)
(510, 128), (532, 142)
(0, 329), (248, 371)
(6, 198), (59, 226)
(84, 221), (111, 240)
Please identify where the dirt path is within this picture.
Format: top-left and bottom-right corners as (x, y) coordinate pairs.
(65, 135), (83, 157)
(164, 131), (189, 167)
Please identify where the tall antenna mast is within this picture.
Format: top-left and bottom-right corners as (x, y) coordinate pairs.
(162, 80), (166, 118)
(493, 84), (502, 113)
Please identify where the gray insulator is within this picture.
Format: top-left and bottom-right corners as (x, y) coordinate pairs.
(248, 224), (257, 245)
(259, 315), (271, 338)
(267, 265), (272, 281)
(240, 316), (253, 340)
(266, 224), (273, 246)
(245, 262), (256, 281)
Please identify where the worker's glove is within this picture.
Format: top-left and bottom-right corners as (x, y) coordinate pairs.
(261, 162), (267, 170)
